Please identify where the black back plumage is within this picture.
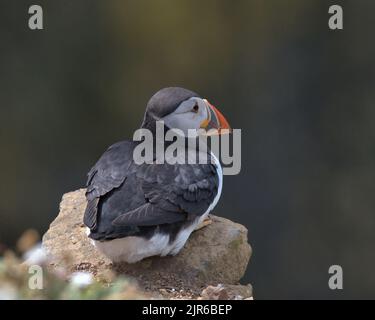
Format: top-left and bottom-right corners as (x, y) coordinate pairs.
(84, 141), (219, 240)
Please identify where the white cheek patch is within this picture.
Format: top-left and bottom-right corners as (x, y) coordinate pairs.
(160, 97), (209, 135)
(163, 113), (191, 133)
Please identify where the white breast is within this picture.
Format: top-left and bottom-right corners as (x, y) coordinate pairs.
(91, 152), (223, 263)
(208, 152), (223, 212)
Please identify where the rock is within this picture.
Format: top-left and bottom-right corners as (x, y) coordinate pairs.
(200, 284), (230, 300)
(42, 189), (252, 298)
(200, 284), (253, 300)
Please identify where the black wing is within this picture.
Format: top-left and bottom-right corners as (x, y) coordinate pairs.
(83, 140), (135, 230)
(84, 141), (219, 240)
(112, 162), (219, 226)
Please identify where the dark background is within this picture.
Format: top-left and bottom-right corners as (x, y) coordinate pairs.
(1, 0), (374, 299)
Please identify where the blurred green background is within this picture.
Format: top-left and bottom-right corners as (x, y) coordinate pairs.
(1, 0), (375, 299)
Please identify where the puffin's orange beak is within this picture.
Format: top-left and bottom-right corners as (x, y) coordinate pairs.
(200, 99), (231, 135)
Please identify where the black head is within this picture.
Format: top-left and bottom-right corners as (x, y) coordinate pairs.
(140, 87), (230, 135)
(143, 87), (200, 123)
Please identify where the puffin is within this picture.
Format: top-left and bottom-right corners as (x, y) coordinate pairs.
(84, 87), (231, 263)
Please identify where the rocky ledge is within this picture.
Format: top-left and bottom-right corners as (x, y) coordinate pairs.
(42, 189), (253, 299)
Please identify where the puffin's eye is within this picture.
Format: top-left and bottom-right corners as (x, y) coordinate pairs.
(192, 104), (199, 113)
